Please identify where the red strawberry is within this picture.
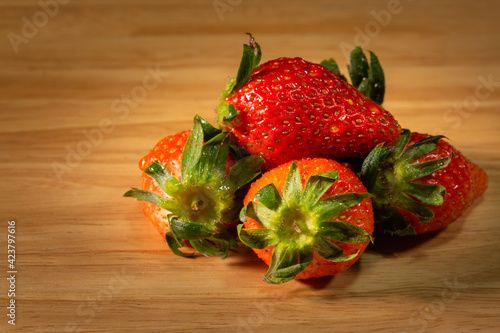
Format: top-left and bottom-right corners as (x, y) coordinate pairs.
(125, 116), (264, 257)
(217, 36), (400, 170)
(138, 130), (190, 237)
(238, 158), (374, 284)
(360, 129), (488, 235)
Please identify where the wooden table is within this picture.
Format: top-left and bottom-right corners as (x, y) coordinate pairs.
(1, 0), (499, 332)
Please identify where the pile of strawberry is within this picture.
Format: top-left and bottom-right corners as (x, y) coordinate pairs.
(125, 35), (488, 284)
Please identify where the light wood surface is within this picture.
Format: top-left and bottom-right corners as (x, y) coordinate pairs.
(1, 0), (500, 332)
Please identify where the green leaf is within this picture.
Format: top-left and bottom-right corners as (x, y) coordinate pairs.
(263, 243), (312, 284)
(357, 77), (371, 97)
(313, 236), (357, 262)
(360, 144), (389, 192)
(123, 188), (178, 211)
(254, 183), (282, 210)
(199, 138), (230, 183)
(401, 182), (446, 206)
(237, 224), (279, 250)
(272, 247), (313, 279)
(242, 201), (279, 229)
(391, 226), (418, 236)
(210, 238), (231, 259)
(393, 129), (411, 158)
(348, 46), (369, 88)
(402, 157), (451, 181)
(195, 115), (222, 142)
(143, 161), (182, 196)
(315, 192), (373, 222)
(368, 51), (385, 105)
(165, 231), (193, 258)
(394, 192), (435, 223)
(217, 34), (260, 125)
(301, 171), (339, 207)
(239, 203), (249, 222)
(399, 135), (444, 165)
(317, 220), (373, 244)
(253, 42), (262, 68)
(169, 218), (212, 240)
(222, 155), (264, 193)
(213, 138), (232, 180)
(413, 134), (446, 148)
(320, 58), (347, 81)
(205, 131), (228, 145)
(211, 228), (238, 249)
(190, 239), (222, 257)
(216, 81), (236, 125)
(223, 104), (240, 122)
(229, 142), (249, 161)
(283, 162), (302, 206)
(181, 118), (204, 182)
(374, 204), (417, 236)
(233, 34), (262, 93)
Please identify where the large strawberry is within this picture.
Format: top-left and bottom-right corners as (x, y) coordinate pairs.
(125, 116), (264, 258)
(217, 35), (400, 170)
(238, 158), (374, 284)
(360, 129), (488, 235)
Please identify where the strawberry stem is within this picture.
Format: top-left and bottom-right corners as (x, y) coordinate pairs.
(360, 129), (451, 236)
(239, 162), (372, 284)
(217, 34), (262, 126)
(125, 116), (265, 257)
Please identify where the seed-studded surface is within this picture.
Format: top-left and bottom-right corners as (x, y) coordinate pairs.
(224, 57), (401, 169)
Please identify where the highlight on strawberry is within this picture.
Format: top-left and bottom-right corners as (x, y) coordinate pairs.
(238, 158), (374, 284)
(360, 129), (488, 235)
(124, 116), (264, 258)
(216, 34), (400, 170)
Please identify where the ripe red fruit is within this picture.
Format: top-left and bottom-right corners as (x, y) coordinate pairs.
(125, 116), (264, 257)
(139, 130), (190, 237)
(217, 38), (400, 170)
(360, 129), (488, 235)
(238, 158), (374, 284)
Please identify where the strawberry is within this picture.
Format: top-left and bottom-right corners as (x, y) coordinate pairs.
(238, 158), (374, 284)
(360, 129), (488, 235)
(138, 130), (190, 237)
(125, 116), (264, 257)
(217, 35), (400, 170)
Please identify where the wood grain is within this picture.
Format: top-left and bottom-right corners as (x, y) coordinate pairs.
(1, 0), (499, 332)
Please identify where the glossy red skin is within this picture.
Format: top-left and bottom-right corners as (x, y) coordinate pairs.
(243, 158), (374, 280)
(397, 133), (488, 234)
(224, 57), (401, 169)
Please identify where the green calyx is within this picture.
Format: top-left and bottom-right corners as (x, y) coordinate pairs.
(360, 129), (451, 236)
(217, 33), (262, 126)
(238, 162), (373, 284)
(321, 46), (385, 106)
(125, 116), (265, 258)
